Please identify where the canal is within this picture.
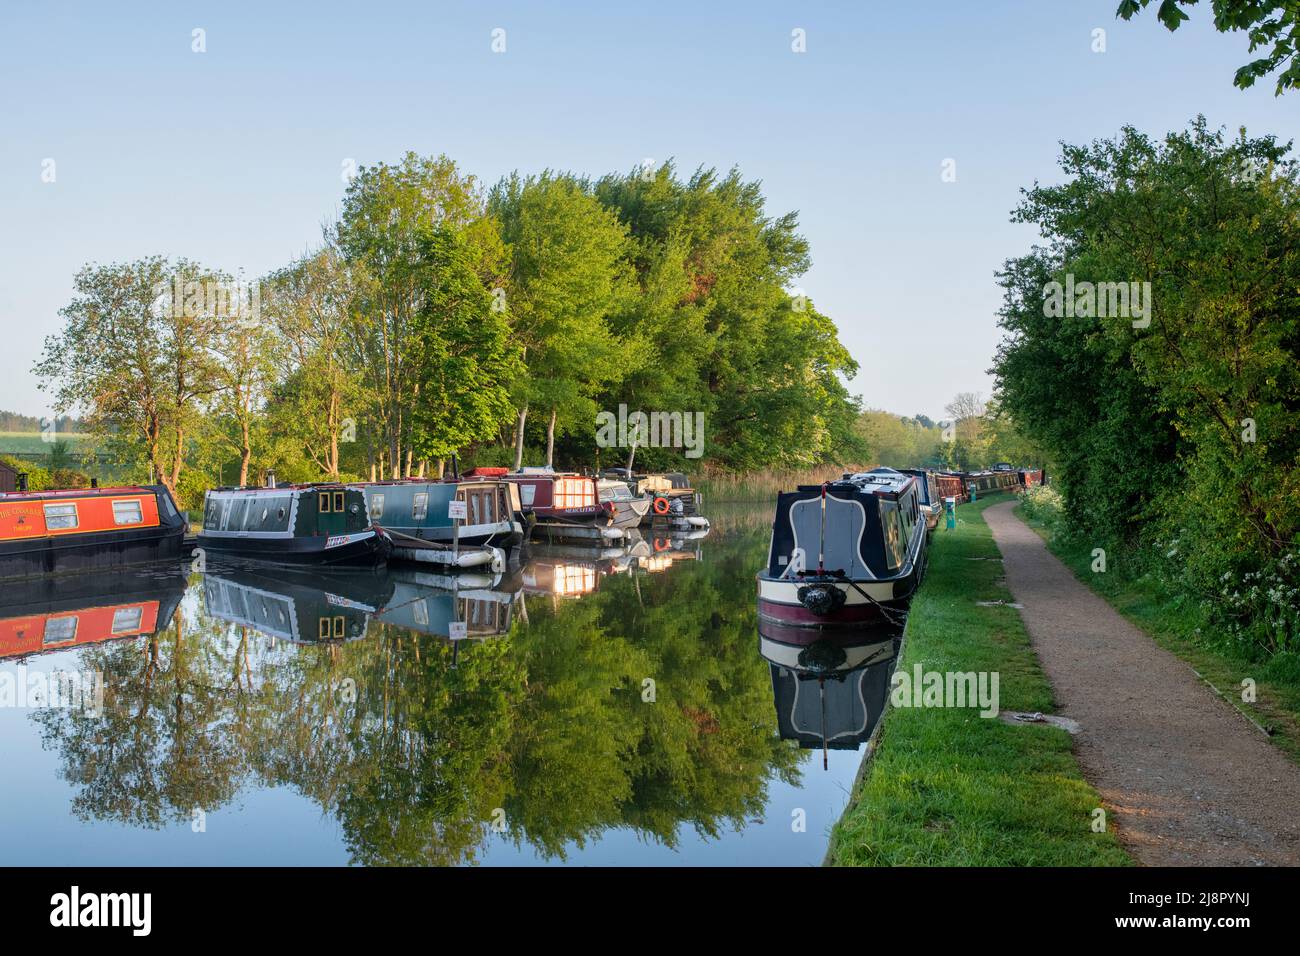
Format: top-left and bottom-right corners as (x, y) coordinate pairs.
(0, 506), (898, 866)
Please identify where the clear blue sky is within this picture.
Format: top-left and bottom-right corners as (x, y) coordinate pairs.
(1, 0), (1294, 421)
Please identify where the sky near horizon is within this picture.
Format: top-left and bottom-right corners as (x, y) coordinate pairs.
(1, 0), (1295, 423)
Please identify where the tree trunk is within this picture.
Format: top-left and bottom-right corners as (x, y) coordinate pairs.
(238, 416), (251, 487)
(168, 425), (184, 496)
(513, 403), (529, 471)
(545, 408), (557, 468)
(404, 447), (413, 479)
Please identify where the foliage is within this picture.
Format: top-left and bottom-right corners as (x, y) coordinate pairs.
(1116, 0), (1300, 94)
(994, 117), (1300, 654)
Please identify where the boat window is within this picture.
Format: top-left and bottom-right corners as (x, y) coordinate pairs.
(333, 491), (345, 512)
(43, 503), (79, 531)
(319, 492), (332, 513)
(412, 492), (428, 521)
(555, 478), (593, 509)
(111, 606), (144, 634)
(112, 499), (144, 526)
(879, 500), (906, 570)
(203, 499), (219, 530)
(318, 618), (331, 640)
(369, 494), (385, 519)
(43, 616), (78, 645)
(333, 616), (345, 639)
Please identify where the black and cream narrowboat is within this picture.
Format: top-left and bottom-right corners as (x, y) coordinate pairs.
(198, 484), (391, 566)
(756, 468), (927, 628)
(0, 483), (187, 581)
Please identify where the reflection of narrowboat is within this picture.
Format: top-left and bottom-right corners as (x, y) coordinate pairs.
(198, 485), (391, 566)
(504, 469), (624, 544)
(757, 468), (927, 628)
(377, 569), (522, 640)
(900, 469), (943, 532)
(202, 566), (395, 643)
(767, 653), (896, 754)
(360, 478), (524, 555)
(0, 569), (186, 660)
(0, 484), (187, 581)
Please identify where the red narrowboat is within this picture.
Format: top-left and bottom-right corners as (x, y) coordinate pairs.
(0, 485), (187, 581)
(504, 469), (625, 543)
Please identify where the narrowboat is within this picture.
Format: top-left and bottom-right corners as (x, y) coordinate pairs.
(504, 469), (625, 544)
(0, 569), (186, 661)
(1018, 468), (1044, 488)
(597, 478), (651, 529)
(0, 484), (187, 581)
(933, 472), (966, 504)
(900, 468), (943, 532)
(361, 477), (523, 553)
(756, 467), (927, 628)
(198, 484), (391, 566)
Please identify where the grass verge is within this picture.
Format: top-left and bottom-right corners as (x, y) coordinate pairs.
(1016, 505), (1300, 764)
(827, 494), (1132, 866)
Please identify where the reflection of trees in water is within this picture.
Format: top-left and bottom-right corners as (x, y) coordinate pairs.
(36, 524), (802, 863)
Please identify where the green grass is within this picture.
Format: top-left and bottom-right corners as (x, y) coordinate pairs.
(1017, 505), (1300, 764)
(828, 494), (1132, 867)
(0, 431), (96, 455)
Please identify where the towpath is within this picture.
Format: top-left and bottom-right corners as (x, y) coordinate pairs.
(983, 499), (1300, 866)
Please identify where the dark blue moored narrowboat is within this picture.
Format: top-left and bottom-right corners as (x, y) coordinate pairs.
(756, 467), (927, 628)
(198, 484), (391, 566)
(0, 484), (187, 581)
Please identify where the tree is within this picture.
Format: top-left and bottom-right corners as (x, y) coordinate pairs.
(35, 257), (223, 495)
(262, 246), (367, 479)
(1116, 0), (1300, 94)
(336, 153), (494, 478)
(995, 117), (1300, 651)
(407, 227), (522, 466)
(489, 172), (634, 469)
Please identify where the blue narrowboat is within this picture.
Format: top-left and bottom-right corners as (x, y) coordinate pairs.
(360, 478), (523, 556)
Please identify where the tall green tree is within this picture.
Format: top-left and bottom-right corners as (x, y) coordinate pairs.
(35, 257), (223, 495)
(489, 172), (634, 469)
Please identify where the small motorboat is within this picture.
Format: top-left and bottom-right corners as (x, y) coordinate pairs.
(597, 478), (651, 529)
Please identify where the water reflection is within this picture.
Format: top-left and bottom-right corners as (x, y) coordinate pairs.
(759, 621), (900, 768)
(1, 519), (897, 865)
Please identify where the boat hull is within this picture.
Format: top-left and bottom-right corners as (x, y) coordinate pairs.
(0, 524), (186, 582)
(196, 529), (391, 567)
(756, 569), (921, 629)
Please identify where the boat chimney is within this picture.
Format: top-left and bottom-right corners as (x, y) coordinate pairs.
(451, 454), (460, 481)
(17, 473), (28, 492)
(265, 469), (277, 489)
(90, 477), (98, 489)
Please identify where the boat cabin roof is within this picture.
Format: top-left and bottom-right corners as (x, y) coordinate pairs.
(0, 485), (159, 502)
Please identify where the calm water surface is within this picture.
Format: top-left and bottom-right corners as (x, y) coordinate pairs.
(0, 506), (897, 866)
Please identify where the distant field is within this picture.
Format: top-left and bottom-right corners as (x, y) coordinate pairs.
(0, 432), (98, 455)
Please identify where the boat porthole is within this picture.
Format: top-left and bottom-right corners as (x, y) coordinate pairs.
(278, 508), (286, 519)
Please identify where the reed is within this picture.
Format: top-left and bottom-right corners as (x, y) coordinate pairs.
(696, 463), (872, 503)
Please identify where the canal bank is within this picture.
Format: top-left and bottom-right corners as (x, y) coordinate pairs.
(827, 493), (1131, 866)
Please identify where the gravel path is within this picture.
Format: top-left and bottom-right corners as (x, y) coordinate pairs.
(984, 500), (1300, 866)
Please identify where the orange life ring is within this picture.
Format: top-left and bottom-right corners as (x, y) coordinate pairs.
(652, 496), (671, 515)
